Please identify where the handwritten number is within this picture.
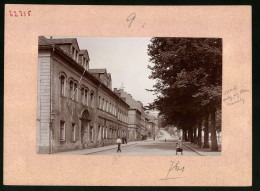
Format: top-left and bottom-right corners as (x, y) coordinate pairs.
(9, 10), (32, 17)
(126, 12), (136, 28)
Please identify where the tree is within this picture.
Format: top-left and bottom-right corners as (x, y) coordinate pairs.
(147, 37), (222, 151)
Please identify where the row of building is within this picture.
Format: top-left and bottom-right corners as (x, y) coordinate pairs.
(37, 36), (159, 154)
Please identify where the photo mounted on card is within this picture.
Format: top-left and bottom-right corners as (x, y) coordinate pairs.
(37, 36), (222, 156)
(4, 5), (251, 186)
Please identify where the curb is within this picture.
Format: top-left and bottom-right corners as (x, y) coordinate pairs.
(84, 142), (139, 155)
(183, 143), (204, 156)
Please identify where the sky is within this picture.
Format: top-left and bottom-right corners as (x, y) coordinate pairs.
(54, 37), (157, 107)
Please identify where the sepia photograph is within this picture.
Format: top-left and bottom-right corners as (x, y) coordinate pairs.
(37, 36), (222, 156)
(4, 4), (252, 186)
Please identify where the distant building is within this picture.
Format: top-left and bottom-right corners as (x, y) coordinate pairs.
(114, 89), (149, 141)
(145, 112), (159, 138)
(37, 36), (129, 154)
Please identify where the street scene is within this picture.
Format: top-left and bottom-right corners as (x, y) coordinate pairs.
(37, 37), (222, 155)
(88, 129), (200, 156)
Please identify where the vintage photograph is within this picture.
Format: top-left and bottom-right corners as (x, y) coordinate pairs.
(37, 36), (222, 156)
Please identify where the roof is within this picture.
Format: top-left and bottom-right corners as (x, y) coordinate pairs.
(39, 36), (51, 46)
(47, 38), (76, 45)
(79, 49), (88, 55)
(38, 36), (79, 49)
(115, 89), (145, 114)
(89, 69), (107, 74)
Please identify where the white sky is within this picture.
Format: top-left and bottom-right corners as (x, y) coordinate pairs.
(54, 37), (157, 107)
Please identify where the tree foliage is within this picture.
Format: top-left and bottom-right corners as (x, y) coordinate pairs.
(147, 37), (222, 150)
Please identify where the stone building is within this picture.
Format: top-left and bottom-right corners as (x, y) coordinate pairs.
(145, 112), (159, 138)
(37, 36), (129, 154)
(114, 89), (148, 141)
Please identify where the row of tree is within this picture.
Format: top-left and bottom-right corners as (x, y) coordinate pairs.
(147, 37), (222, 151)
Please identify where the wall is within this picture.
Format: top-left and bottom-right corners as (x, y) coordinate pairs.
(37, 50), (51, 154)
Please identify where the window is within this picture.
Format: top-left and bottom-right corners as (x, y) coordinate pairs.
(89, 126), (93, 141)
(109, 103), (112, 113)
(60, 75), (65, 96)
(73, 47), (76, 60)
(74, 83), (78, 102)
(84, 59), (87, 70)
(69, 81), (74, 100)
(81, 87), (85, 104)
(86, 61), (89, 71)
(106, 101), (108, 112)
(72, 123), (76, 141)
(102, 99), (105, 110)
(76, 51), (79, 62)
(85, 89), (88, 106)
(60, 121), (65, 141)
(90, 92), (94, 108)
(98, 96), (101, 109)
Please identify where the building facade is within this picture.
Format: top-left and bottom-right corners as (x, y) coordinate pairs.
(114, 89), (150, 141)
(37, 36), (129, 154)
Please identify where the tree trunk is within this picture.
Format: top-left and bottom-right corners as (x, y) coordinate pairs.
(203, 114), (209, 148)
(183, 129), (188, 141)
(193, 126), (197, 144)
(198, 121), (202, 147)
(188, 128), (193, 143)
(210, 108), (218, 151)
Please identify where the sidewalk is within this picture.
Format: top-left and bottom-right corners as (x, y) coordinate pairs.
(183, 141), (221, 156)
(55, 139), (153, 155)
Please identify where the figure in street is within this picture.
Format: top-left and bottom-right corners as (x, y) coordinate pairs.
(176, 137), (183, 155)
(116, 136), (122, 152)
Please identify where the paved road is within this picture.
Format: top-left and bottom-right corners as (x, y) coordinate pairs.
(88, 130), (199, 156)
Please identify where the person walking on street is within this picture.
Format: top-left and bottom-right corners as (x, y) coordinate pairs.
(116, 136), (122, 152)
(124, 135), (127, 144)
(176, 137), (183, 155)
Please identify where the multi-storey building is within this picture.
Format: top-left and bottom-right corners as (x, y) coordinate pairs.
(37, 36), (129, 154)
(114, 89), (149, 141)
(146, 112), (159, 138)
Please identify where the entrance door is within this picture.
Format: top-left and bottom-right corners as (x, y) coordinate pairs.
(80, 109), (91, 149)
(81, 121), (89, 149)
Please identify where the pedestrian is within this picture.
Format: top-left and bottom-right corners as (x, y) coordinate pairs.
(125, 136), (127, 144)
(176, 137), (183, 155)
(116, 136), (122, 152)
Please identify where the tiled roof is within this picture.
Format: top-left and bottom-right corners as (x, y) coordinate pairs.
(89, 69), (107, 74)
(39, 36), (51, 45)
(48, 38), (76, 44)
(116, 89), (145, 113)
(38, 36), (77, 46)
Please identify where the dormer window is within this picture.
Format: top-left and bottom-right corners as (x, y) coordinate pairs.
(76, 51), (79, 62)
(86, 60), (89, 71)
(84, 58), (86, 69)
(72, 47), (77, 61)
